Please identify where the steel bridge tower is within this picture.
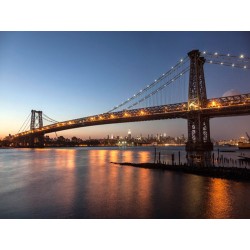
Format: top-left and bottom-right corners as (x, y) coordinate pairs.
(186, 50), (213, 159)
(31, 110), (43, 130)
(29, 110), (44, 147)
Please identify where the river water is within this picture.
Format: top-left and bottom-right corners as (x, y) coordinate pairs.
(0, 146), (250, 219)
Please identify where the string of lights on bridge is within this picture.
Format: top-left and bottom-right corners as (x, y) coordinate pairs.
(202, 51), (250, 69)
(108, 55), (189, 113)
(126, 66), (190, 110)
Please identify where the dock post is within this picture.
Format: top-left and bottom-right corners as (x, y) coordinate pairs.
(154, 148), (156, 163)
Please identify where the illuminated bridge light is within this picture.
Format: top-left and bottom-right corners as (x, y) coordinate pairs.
(232, 64), (235, 67)
(244, 66), (247, 69)
(140, 110), (145, 115)
(240, 54), (244, 58)
(214, 52), (218, 55)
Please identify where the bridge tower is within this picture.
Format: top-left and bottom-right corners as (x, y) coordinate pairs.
(29, 110), (44, 147)
(31, 110), (43, 130)
(186, 50), (213, 162)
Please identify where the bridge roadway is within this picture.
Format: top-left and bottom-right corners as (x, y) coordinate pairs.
(13, 93), (250, 139)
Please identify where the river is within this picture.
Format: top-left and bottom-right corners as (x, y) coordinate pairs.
(0, 146), (250, 218)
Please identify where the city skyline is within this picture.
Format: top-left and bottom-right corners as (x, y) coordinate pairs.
(1, 32), (250, 140)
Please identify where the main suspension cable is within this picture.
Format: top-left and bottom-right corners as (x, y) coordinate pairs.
(126, 66), (190, 109)
(108, 55), (189, 112)
(202, 51), (250, 69)
(43, 113), (58, 123)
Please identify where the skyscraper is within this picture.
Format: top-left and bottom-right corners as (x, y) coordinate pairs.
(128, 129), (132, 140)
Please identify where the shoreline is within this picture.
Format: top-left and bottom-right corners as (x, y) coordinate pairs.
(111, 162), (250, 182)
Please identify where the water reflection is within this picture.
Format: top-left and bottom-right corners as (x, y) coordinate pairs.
(109, 150), (119, 163)
(89, 149), (108, 166)
(26, 149), (77, 218)
(54, 149), (77, 169)
(135, 168), (153, 217)
(206, 178), (232, 218)
(122, 150), (133, 162)
(1, 147), (250, 218)
(138, 151), (151, 162)
(85, 149), (154, 218)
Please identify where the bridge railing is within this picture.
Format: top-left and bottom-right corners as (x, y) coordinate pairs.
(206, 93), (250, 108)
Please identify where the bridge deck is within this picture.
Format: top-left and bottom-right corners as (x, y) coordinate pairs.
(13, 93), (250, 139)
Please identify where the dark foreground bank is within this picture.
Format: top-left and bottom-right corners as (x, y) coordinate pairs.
(111, 162), (250, 182)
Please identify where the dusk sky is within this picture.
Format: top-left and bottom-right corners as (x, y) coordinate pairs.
(0, 31), (250, 140)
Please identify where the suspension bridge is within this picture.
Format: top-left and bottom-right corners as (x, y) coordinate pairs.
(11, 49), (250, 156)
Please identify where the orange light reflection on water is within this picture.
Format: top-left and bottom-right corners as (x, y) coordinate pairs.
(109, 150), (119, 163)
(206, 178), (232, 218)
(86, 149), (154, 218)
(54, 149), (76, 169)
(135, 167), (153, 217)
(138, 151), (150, 162)
(122, 150), (133, 162)
(54, 149), (77, 215)
(89, 150), (108, 166)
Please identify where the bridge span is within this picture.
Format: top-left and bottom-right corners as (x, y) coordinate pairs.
(10, 49), (250, 164)
(13, 93), (250, 139)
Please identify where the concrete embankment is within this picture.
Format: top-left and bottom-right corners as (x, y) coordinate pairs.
(111, 162), (250, 182)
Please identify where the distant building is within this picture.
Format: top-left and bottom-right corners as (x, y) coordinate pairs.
(128, 129), (132, 140)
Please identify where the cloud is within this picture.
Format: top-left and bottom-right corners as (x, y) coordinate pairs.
(222, 89), (240, 97)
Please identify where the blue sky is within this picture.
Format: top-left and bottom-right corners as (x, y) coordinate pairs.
(0, 32), (250, 140)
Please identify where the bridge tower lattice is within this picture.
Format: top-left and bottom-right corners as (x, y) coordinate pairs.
(30, 110), (43, 130)
(186, 50), (213, 152)
(29, 110), (44, 147)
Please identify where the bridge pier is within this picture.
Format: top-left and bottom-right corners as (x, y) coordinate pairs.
(29, 134), (45, 148)
(13, 134), (45, 148)
(185, 114), (213, 166)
